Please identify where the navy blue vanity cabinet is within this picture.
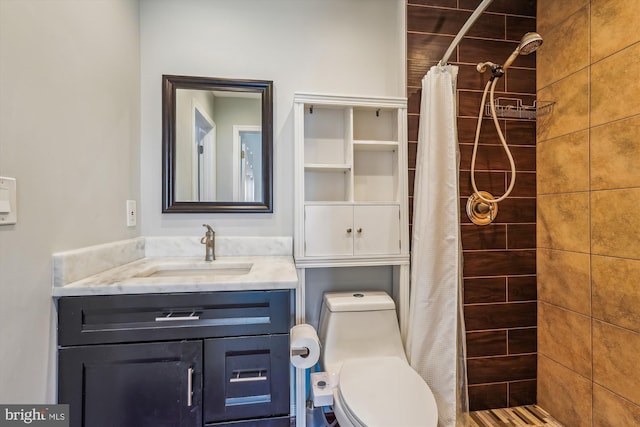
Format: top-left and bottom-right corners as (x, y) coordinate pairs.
(59, 340), (203, 427)
(57, 290), (291, 427)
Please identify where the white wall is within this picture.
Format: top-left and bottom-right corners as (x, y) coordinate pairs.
(140, 0), (406, 236)
(0, 0), (140, 402)
(0, 0), (405, 403)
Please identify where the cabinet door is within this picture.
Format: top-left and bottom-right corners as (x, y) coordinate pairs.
(354, 205), (400, 255)
(204, 335), (289, 423)
(58, 341), (202, 427)
(304, 205), (353, 257)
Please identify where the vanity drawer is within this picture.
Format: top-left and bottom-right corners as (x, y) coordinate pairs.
(204, 335), (290, 423)
(58, 290), (291, 346)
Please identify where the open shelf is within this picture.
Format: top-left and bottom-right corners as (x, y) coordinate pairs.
(354, 149), (398, 202)
(304, 169), (351, 202)
(353, 140), (398, 151)
(353, 108), (398, 142)
(304, 163), (351, 172)
(303, 106), (350, 166)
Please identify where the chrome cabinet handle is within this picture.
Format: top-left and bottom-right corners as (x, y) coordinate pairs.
(357, 228), (362, 233)
(346, 228), (352, 233)
(229, 369), (267, 383)
(187, 367), (194, 407)
(155, 311), (200, 322)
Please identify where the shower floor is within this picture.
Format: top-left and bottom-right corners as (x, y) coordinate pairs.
(468, 405), (564, 426)
(293, 405), (564, 426)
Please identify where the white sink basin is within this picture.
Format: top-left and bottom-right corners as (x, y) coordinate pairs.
(135, 261), (253, 278)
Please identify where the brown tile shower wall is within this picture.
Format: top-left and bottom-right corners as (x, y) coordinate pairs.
(537, 0), (640, 425)
(406, 0), (537, 410)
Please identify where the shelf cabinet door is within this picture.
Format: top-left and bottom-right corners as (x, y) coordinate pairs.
(354, 205), (400, 255)
(58, 341), (202, 427)
(304, 205), (354, 257)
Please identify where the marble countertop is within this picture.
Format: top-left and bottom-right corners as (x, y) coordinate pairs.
(52, 237), (298, 297)
(52, 256), (298, 297)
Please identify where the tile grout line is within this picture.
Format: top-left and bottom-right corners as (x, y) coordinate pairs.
(587, 3), (594, 425)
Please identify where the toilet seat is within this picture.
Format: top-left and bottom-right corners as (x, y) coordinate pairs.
(336, 357), (438, 427)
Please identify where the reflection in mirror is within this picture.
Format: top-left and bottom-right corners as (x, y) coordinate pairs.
(234, 126), (262, 202)
(162, 76), (273, 213)
(175, 90), (261, 202)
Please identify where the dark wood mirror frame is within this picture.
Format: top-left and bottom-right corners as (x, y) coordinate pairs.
(162, 75), (273, 213)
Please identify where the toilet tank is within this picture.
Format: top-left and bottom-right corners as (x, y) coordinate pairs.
(318, 291), (407, 375)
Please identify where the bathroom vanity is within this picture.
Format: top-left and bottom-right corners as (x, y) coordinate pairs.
(52, 237), (297, 427)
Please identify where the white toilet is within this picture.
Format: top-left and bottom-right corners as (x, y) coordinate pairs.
(317, 291), (438, 427)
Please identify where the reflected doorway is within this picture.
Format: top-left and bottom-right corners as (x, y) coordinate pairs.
(233, 126), (262, 202)
(193, 104), (217, 201)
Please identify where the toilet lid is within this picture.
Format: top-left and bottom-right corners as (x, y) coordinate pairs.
(338, 357), (438, 427)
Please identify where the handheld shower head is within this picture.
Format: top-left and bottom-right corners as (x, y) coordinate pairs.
(518, 32), (543, 55)
(502, 32), (543, 71)
(468, 32), (543, 223)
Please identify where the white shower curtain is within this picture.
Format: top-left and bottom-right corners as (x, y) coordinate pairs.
(406, 65), (468, 427)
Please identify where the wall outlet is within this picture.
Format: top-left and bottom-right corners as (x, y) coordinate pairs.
(126, 200), (136, 227)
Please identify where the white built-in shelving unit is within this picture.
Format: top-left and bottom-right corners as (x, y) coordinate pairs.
(292, 93), (410, 426)
(294, 93), (409, 265)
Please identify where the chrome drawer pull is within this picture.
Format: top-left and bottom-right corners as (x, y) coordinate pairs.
(155, 311), (200, 322)
(229, 376), (267, 383)
(187, 367), (194, 407)
(229, 369), (267, 383)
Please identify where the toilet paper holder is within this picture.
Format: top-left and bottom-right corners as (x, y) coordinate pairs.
(291, 347), (310, 357)
(290, 324), (320, 368)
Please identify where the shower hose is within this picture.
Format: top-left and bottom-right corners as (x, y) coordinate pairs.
(470, 77), (517, 204)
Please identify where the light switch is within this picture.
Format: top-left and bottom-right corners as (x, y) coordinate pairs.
(0, 177), (17, 225)
(0, 189), (10, 213)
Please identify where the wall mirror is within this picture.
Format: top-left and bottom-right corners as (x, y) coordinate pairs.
(162, 75), (273, 213)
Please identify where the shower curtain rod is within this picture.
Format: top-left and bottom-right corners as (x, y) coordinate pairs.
(438, 0), (494, 66)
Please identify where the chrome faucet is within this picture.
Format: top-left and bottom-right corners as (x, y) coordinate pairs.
(200, 224), (215, 261)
